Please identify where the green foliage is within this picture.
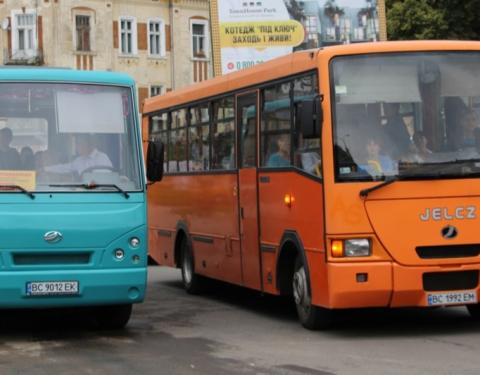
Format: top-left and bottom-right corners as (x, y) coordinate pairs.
(386, 0), (480, 40)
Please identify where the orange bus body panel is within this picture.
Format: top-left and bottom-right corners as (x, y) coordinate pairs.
(145, 40), (480, 312)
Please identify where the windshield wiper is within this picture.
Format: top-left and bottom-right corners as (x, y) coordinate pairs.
(0, 184), (35, 199)
(359, 176), (399, 198)
(49, 183), (130, 199)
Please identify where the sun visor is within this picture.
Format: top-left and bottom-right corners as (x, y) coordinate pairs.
(56, 91), (125, 134)
(335, 64), (421, 104)
(441, 62), (480, 97)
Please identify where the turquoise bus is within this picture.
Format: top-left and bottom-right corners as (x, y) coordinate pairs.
(0, 68), (156, 329)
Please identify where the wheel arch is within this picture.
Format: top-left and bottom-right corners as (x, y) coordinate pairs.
(174, 221), (191, 268)
(276, 230), (311, 296)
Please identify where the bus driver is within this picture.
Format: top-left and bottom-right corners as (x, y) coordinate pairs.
(44, 134), (112, 176)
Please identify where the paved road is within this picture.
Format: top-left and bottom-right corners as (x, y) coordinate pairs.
(0, 266), (480, 374)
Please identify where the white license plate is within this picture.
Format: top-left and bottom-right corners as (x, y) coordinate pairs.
(26, 281), (79, 296)
(427, 290), (477, 306)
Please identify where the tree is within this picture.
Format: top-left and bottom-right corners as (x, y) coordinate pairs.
(386, 0), (480, 40)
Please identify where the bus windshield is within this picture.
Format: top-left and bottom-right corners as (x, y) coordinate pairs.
(332, 52), (480, 182)
(0, 83), (141, 192)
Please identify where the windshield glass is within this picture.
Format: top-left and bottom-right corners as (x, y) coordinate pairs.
(332, 52), (480, 182)
(0, 83), (141, 192)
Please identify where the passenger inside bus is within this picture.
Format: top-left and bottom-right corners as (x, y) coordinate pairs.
(43, 134), (113, 176)
(267, 133), (291, 167)
(360, 134), (396, 177)
(20, 146), (35, 170)
(0, 127), (21, 170)
(412, 131), (433, 162)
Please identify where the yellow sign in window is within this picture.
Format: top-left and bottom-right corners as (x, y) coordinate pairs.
(0, 170), (36, 191)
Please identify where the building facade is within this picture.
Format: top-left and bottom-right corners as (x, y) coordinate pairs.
(0, 0), (212, 109)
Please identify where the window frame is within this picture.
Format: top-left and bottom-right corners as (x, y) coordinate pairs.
(150, 85), (164, 97)
(190, 19), (209, 60)
(11, 9), (37, 58)
(118, 16), (138, 56)
(75, 14), (92, 52)
(147, 18), (166, 58)
(146, 70), (319, 178)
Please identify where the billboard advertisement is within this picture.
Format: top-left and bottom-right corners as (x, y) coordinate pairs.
(211, 0), (385, 75)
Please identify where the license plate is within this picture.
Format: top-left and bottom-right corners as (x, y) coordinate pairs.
(26, 281), (79, 296)
(427, 290), (477, 306)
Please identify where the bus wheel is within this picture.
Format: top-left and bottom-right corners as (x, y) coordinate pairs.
(293, 256), (333, 330)
(466, 304), (480, 320)
(95, 304), (132, 330)
(180, 237), (203, 294)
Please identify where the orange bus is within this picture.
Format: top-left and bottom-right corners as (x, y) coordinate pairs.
(143, 41), (480, 329)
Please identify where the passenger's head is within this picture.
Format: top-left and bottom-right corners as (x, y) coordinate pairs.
(276, 134), (290, 154)
(0, 127), (13, 148)
(75, 134), (94, 157)
(365, 134), (383, 159)
(463, 109), (480, 131)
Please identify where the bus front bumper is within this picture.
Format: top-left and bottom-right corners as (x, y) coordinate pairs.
(325, 262), (480, 309)
(0, 268), (146, 308)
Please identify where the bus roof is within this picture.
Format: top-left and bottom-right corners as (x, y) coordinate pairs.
(0, 68), (135, 87)
(143, 40), (480, 114)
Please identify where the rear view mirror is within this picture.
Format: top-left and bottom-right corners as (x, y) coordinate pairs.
(296, 97), (322, 139)
(146, 140), (164, 182)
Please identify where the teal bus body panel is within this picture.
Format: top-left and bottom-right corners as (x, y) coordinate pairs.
(0, 68), (136, 87)
(0, 192), (147, 307)
(0, 269), (146, 308)
(0, 69), (147, 309)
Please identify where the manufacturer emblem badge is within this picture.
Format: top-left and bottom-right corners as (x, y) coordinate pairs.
(44, 231), (63, 244)
(441, 225), (458, 239)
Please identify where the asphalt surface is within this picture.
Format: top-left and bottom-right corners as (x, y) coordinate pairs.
(0, 266), (480, 374)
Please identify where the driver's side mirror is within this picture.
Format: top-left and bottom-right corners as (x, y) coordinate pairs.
(296, 96), (323, 139)
(147, 140), (164, 183)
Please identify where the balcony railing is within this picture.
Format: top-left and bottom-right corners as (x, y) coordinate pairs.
(3, 49), (44, 66)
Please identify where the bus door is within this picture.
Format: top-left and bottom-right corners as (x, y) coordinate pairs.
(236, 91), (262, 290)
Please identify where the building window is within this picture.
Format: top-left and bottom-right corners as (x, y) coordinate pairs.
(148, 19), (165, 57)
(150, 85), (163, 97)
(304, 16), (319, 45)
(190, 20), (208, 59)
(12, 10), (37, 57)
(76, 15), (91, 52)
(119, 17), (137, 55)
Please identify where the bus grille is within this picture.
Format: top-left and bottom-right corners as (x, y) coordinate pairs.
(423, 271), (479, 292)
(416, 244), (480, 259)
(13, 253), (91, 266)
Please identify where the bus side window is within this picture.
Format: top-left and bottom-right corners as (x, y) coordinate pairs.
(293, 73), (321, 176)
(170, 109), (188, 172)
(150, 112), (168, 173)
(261, 82), (292, 168)
(212, 97), (235, 170)
(189, 104), (210, 172)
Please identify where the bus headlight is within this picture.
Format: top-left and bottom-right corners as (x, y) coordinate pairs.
(129, 237), (140, 248)
(344, 239), (371, 257)
(114, 248), (125, 260)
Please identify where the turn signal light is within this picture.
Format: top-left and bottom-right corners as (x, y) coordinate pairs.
(331, 240), (344, 257)
(284, 194), (295, 207)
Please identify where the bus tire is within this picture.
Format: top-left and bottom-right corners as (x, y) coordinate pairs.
(293, 256), (333, 330)
(95, 304), (132, 330)
(180, 236), (203, 294)
(466, 304), (480, 320)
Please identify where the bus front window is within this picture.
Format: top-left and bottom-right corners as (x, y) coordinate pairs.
(332, 52), (480, 182)
(0, 83), (141, 192)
